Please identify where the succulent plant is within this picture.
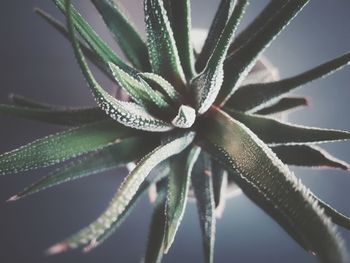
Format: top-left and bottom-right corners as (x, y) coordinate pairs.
(1, 0), (350, 262)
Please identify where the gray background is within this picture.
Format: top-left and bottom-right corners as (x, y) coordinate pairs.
(1, 0), (350, 262)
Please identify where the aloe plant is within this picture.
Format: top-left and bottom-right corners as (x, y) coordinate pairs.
(1, 0), (350, 262)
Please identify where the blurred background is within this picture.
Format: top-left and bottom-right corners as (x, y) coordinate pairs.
(1, 0), (350, 262)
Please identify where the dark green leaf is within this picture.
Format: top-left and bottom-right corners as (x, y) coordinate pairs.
(144, 0), (186, 90)
(91, 0), (151, 71)
(217, 0), (309, 105)
(163, 0), (195, 80)
(164, 146), (200, 253)
(35, 8), (115, 82)
(53, 0), (129, 70)
(227, 52), (350, 112)
(255, 97), (308, 115)
(9, 93), (52, 109)
(144, 179), (168, 263)
(192, 0), (248, 115)
(192, 150), (216, 263)
(271, 145), (349, 170)
(65, 5), (174, 132)
(195, 0), (237, 72)
(212, 160), (227, 208)
(0, 121), (133, 175)
(199, 108), (347, 262)
(0, 104), (105, 126)
(9, 137), (157, 200)
(48, 127), (195, 251)
(226, 109), (350, 145)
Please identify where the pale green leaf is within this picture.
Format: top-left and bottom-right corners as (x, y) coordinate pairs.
(271, 145), (349, 170)
(144, 0), (186, 90)
(171, 105), (196, 129)
(226, 109), (350, 145)
(200, 108), (347, 262)
(0, 121), (132, 175)
(192, 0), (248, 115)
(217, 0), (309, 105)
(163, 146), (200, 253)
(91, 0), (151, 71)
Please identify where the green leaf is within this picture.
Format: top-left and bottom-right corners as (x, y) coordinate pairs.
(84, 171), (169, 253)
(226, 109), (350, 145)
(0, 104), (105, 126)
(171, 105), (196, 129)
(199, 108), (347, 262)
(312, 195), (350, 230)
(140, 73), (182, 105)
(108, 62), (170, 111)
(34, 8), (115, 82)
(9, 94), (52, 109)
(53, 0), (129, 70)
(212, 161), (227, 208)
(144, 179), (168, 263)
(271, 145), (349, 170)
(91, 0), (151, 71)
(144, 0), (186, 90)
(255, 97), (308, 115)
(192, 0), (248, 115)
(227, 52), (350, 112)
(217, 0), (309, 105)
(48, 128), (195, 251)
(195, 0), (237, 72)
(163, 146), (200, 253)
(9, 137), (157, 200)
(65, 5), (174, 132)
(191, 150), (216, 263)
(0, 121), (133, 175)
(163, 0), (195, 80)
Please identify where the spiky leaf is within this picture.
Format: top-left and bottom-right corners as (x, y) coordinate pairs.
(191, 150), (216, 263)
(226, 109), (350, 145)
(0, 121), (132, 175)
(211, 161), (227, 208)
(144, 0), (186, 90)
(10, 137), (156, 200)
(199, 108), (347, 263)
(195, 0), (237, 72)
(50, 130), (195, 250)
(91, 0), (151, 71)
(192, 0), (247, 115)
(227, 52), (350, 112)
(163, 146), (200, 253)
(255, 97), (308, 115)
(271, 145), (349, 170)
(217, 0), (309, 105)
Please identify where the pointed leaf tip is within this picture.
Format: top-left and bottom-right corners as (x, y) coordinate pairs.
(46, 242), (69, 256)
(6, 195), (19, 202)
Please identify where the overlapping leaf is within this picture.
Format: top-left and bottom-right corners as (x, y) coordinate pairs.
(226, 109), (350, 145)
(48, 128), (195, 251)
(199, 108), (347, 263)
(0, 121), (132, 175)
(91, 0), (151, 71)
(271, 145), (349, 170)
(217, 0), (309, 105)
(192, 0), (247, 115)
(227, 52), (350, 112)
(191, 150), (216, 263)
(9, 137), (157, 200)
